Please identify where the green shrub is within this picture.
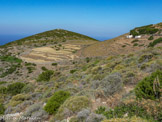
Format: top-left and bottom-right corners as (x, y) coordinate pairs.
(0, 81), (7, 85)
(0, 86), (7, 94)
(70, 69), (77, 74)
(0, 55), (22, 63)
(148, 36), (154, 40)
(52, 63), (58, 66)
(130, 25), (159, 36)
(7, 82), (26, 95)
(130, 30), (139, 37)
(133, 43), (138, 46)
(135, 70), (162, 100)
(138, 54), (153, 63)
(27, 66), (36, 73)
(148, 37), (162, 47)
(37, 70), (54, 82)
(0, 103), (5, 115)
(131, 39), (139, 43)
(85, 57), (91, 63)
(41, 66), (48, 71)
(21, 83), (35, 93)
(44, 90), (70, 114)
(8, 94), (30, 106)
(25, 62), (36, 66)
(55, 96), (91, 120)
(96, 103), (151, 120)
(0, 64), (19, 78)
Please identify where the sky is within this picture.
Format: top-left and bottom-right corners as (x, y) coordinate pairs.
(0, 0), (162, 44)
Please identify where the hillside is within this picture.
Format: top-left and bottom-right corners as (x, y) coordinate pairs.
(0, 24), (162, 122)
(0, 29), (98, 64)
(79, 23), (162, 57)
(3, 29), (98, 47)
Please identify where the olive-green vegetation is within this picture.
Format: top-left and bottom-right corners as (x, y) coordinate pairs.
(96, 103), (152, 120)
(44, 91), (70, 114)
(4, 29), (98, 46)
(131, 39), (139, 43)
(130, 24), (159, 36)
(0, 55), (22, 78)
(52, 63), (58, 66)
(148, 37), (162, 47)
(148, 36), (154, 40)
(55, 96), (91, 120)
(0, 82), (26, 95)
(7, 82), (26, 95)
(37, 70), (54, 82)
(135, 70), (162, 100)
(0, 103), (5, 115)
(0, 55), (22, 63)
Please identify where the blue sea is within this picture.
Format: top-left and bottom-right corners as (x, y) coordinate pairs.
(0, 35), (28, 46)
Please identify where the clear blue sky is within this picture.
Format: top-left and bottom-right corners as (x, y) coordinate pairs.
(0, 0), (162, 42)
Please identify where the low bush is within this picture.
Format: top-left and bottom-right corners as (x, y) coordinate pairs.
(0, 64), (19, 78)
(131, 39), (139, 43)
(148, 37), (162, 47)
(92, 72), (123, 97)
(96, 103), (152, 120)
(148, 36), (154, 40)
(37, 70), (54, 82)
(55, 96), (91, 120)
(44, 90), (70, 114)
(133, 43), (138, 46)
(86, 113), (105, 122)
(70, 69), (77, 74)
(27, 66), (36, 73)
(0, 86), (7, 94)
(135, 70), (162, 100)
(52, 63), (58, 66)
(21, 83), (35, 93)
(0, 55), (22, 63)
(23, 103), (48, 120)
(138, 54), (153, 63)
(7, 82), (26, 95)
(0, 103), (5, 115)
(9, 94), (30, 106)
(0, 81), (7, 85)
(41, 66), (48, 71)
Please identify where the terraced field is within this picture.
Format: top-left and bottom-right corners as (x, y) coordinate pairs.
(20, 44), (81, 63)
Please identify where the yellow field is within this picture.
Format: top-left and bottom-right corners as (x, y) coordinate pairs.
(20, 44), (81, 63)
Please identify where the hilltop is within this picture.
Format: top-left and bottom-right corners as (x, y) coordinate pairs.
(3, 29), (98, 47)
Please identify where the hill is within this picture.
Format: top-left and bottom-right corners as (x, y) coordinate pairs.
(0, 23), (161, 122)
(0, 29), (98, 63)
(2, 29), (98, 47)
(79, 23), (162, 57)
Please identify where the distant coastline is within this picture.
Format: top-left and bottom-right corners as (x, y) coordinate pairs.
(0, 35), (28, 46)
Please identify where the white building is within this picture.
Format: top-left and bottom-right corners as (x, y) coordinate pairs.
(135, 35), (142, 39)
(126, 35), (133, 39)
